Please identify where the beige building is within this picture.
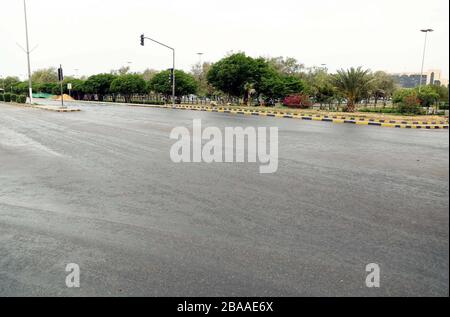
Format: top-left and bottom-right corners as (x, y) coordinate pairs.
(391, 69), (448, 88)
(426, 69), (447, 86)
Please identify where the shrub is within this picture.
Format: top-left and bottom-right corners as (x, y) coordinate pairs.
(16, 95), (27, 104)
(0, 94), (4, 102)
(283, 94), (312, 109)
(143, 100), (165, 105)
(10, 94), (17, 102)
(3, 93), (11, 102)
(397, 95), (423, 114)
(439, 103), (449, 111)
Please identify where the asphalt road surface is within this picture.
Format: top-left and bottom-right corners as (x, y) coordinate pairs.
(0, 101), (448, 297)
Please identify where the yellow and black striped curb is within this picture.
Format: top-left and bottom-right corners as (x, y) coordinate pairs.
(130, 104), (449, 130)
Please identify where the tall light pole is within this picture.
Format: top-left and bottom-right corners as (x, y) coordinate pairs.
(23, 0), (33, 104)
(419, 29), (434, 92)
(140, 34), (175, 107)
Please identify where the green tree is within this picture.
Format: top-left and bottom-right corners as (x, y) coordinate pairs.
(150, 70), (197, 99)
(142, 68), (158, 81)
(111, 66), (131, 76)
(393, 88), (413, 104)
(415, 85), (440, 108)
(62, 77), (86, 100)
(259, 72), (305, 100)
(259, 72), (286, 100)
(393, 89), (422, 114)
(84, 73), (117, 101)
(303, 68), (336, 109)
(207, 53), (270, 99)
(372, 71), (396, 106)
(191, 62), (216, 97)
(331, 67), (374, 112)
(430, 84), (449, 103)
(0, 76), (21, 92)
(110, 74), (147, 103)
(265, 56), (304, 76)
(12, 81), (31, 95)
(32, 68), (59, 83)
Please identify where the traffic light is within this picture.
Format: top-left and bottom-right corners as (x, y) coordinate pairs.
(140, 34), (145, 46)
(169, 68), (174, 83)
(58, 67), (64, 81)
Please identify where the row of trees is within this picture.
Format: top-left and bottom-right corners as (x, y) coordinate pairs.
(1, 53), (448, 113)
(204, 54), (447, 112)
(392, 85), (448, 114)
(0, 69), (199, 104)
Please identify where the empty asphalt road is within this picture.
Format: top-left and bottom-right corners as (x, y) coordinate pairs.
(0, 101), (448, 296)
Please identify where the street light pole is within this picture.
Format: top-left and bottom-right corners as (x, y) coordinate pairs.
(197, 52), (204, 66)
(23, 0), (33, 104)
(140, 34), (176, 108)
(419, 29), (434, 92)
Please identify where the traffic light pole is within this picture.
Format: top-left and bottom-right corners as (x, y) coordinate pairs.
(140, 35), (176, 107)
(58, 65), (65, 109)
(172, 49), (176, 108)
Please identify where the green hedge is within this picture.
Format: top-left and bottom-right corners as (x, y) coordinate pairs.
(17, 95), (27, 103)
(142, 100), (166, 105)
(439, 103), (449, 111)
(0, 93), (26, 103)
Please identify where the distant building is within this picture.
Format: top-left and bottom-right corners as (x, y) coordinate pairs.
(392, 69), (448, 88)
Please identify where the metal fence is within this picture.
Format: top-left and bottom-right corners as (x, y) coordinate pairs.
(97, 94), (242, 105)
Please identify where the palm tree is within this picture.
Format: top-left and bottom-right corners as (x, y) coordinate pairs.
(331, 67), (374, 112)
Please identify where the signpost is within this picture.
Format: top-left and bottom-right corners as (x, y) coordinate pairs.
(67, 83), (72, 98)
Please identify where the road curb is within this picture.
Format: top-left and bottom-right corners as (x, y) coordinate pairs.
(35, 106), (81, 112)
(0, 102), (81, 113)
(129, 104), (449, 130)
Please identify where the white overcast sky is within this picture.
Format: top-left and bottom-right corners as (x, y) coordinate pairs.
(0, 0), (449, 79)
